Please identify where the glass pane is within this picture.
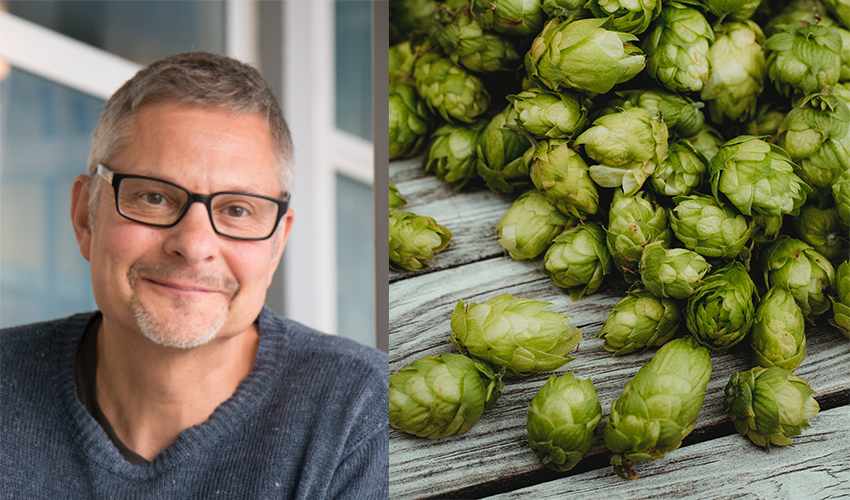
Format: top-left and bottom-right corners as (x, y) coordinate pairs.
(336, 173), (375, 347)
(4, 1), (226, 65)
(334, 0), (372, 141)
(0, 67), (102, 327)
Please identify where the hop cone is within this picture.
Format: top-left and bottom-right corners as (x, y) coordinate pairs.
(423, 119), (487, 189)
(823, 0), (850, 29)
(598, 289), (682, 356)
(765, 22), (842, 98)
(790, 205), (849, 261)
(414, 51), (490, 124)
(543, 222), (614, 300)
(389, 183), (407, 210)
(686, 124), (725, 162)
(449, 293), (582, 376)
(496, 190), (576, 260)
(702, 0), (763, 21)
(541, 0), (591, 18)
(390, 0), (438, 44)
(710, 136), (811, 217)
(829, 260), (850, 337)
(509, 88), (587, 140)
(640, 242), (710, 300)
(701, 21), (766, 124)
(606, 188), (673, 283)
(389, 83), (432, 160)
(575, 107), (668, 196)
(751, 286), (808, 371)
(686, 262), (759, 351)
(595, 88), (706, 138)
(649, 140), (708, 198)
(603, 337), (712, 480)
(752, 213), (784, 245)
(390, 40), (418, 85)
(430, 5), (522, 74)
(389, 353), (504, 439)
(762, 237), (836, 320)
(834, 175), (850, 231)
(585, 0), (662, 35)
(389, 210), (452, 271)
(724, 366), (820, 451)
(643, 3), (714, 93)
(471, 0), (544, 37)
(746, 100), (789, 139)
(526, 140), (599, 219)
(476, 106), (533, 193)
(527, 372), (602, 471)
(669, 194), (753, 259)
(525, 17), (646, 94)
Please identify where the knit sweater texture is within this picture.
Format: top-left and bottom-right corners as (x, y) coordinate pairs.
(0, 307), (389, 499)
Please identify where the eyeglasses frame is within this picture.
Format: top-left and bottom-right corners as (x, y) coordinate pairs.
(96, 163), (290, 241)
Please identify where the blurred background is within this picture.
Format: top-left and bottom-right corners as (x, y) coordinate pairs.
(0, 0), (377, 348)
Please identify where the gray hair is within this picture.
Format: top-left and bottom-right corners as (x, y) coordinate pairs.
(87, 51), (294, 225)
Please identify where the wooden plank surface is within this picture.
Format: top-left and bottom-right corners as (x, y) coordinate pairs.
(389, 158), (850, 499)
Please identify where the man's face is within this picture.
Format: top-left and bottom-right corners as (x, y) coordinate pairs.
(72, 102), (293, 348)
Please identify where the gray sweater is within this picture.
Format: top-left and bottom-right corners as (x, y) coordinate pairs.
(0, 307), (389, 499)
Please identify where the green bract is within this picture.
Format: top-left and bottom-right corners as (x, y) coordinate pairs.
(597, 289), (681, 356)
(471, 0), (544, 37)
(751, 286), (808, 371)
(390, 0), (438, 44)
(509, 89), (587, 140)
(595, 88), (706, 138)
(449, 293), (582, 376)
(824, 0), (850, 29)
(389, 83), (432, 160)
(724, 366), (820, 451)
(606, 189), (672, 283)
(643, 3), (714, 93)
(669, 194), (753, 259)
(686, 262), (759, 351)
(834, 175), (850, 231)
(761, 237), (836, 320)
(389, 353), (504, 439)
(496, 190), (576, 260)
(527, 372), (602, 471)
(389, 210), (453, 271)
(603, 337), (712, 480)
(390, 40), (418, 85)
(541, 0), (591, 18)
(701, 21), (766, 123)
(526, 140), (599, 219)
(791, 205), (849, 261)
(649, 140), (708, 198)
(575, 107), (668, 196)
(543, 222), (614, 300)
(389, 183), (407, 210)
(423, 120), (488, 189)
(685, 124), (725, 162)
(585, 0), (662, 34)
(829, 260), (850, 338)
(414, 51), (490, 124)
(702, 0), (763, 21)
(525, 17), (646, 94)
(640, 242), (710, 299)
(765, 23), (842, 99)
(430, 6), (522, 74)
(746, 101), (788, 139)
(752, 213), (784, 245)
(710, 136), (811, 217)
(476, 106), (533, 193)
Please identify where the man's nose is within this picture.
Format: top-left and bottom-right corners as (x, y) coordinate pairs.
(161, 202), (219, 264)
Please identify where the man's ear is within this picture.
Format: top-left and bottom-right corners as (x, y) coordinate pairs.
(70, 174), (93, 262)
(267, 208), (294, 288)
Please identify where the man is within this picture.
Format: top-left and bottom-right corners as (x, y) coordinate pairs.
(1, 52), (388, 499)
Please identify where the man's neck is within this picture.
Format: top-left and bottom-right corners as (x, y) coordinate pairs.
(95, 318), (260, 461)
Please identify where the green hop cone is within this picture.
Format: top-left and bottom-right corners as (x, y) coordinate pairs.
(686, 262), (759, 351)
(585, 0), (662, 35)
(710, 136), (811, 217)
(389, 183), (407, 210)
(477, 106), (533, 193)
(834, 175), (850, 231)
(643, 3), (714, 93)
(527, 372), (602, 472)
(762, 237), (836, 320)
(765, 22), (842, 99)
(603, 337), (712, 480)
(414, 51), (490, 124)
(703, 0), (763, 21)
(597, 88), (706, 138)
(390, 40), (419, 85)
(606, 188), (673, 283)
(544, 222), (614, 300)
(685, 124), (725, 162)
(724, 366), (820, 451)
(390, 0), (438, 44)
(701, 21), (766, 124)
(389, 83), (432, 160)
(649, 140), (708, 198)
(449, 294), (582, 376)
(598, 289), (682, 356)
(508, 88), (587, 140)
(640, 241), (710, 300)
(389, 210), (453, 271)
(496, 190), (576, 260)
(823, 0), (850, 29)
(423, 119), (488, 189)
(526, 140), (599, 219)
(751, 286), (808, 371)
(524, 17), (646, 94)
(471, 0), (544, 37)
(430, 5), (522, 74)
(575, 107), (668, 196)
(752, 213), (784, 245)
(669, 194), (753, 259)
(829, 260), (850, 337)
(790, 205), (849, 262)
(389, 353), (504, 439)
(746, 101), (789, 139)
(541, 0), (591, 18)
(763, 0), (836, 38)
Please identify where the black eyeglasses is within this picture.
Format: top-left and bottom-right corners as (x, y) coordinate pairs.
(97, 163), (289, 241)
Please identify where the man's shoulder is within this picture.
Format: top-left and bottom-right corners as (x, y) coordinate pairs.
(1, 312), (95, 357)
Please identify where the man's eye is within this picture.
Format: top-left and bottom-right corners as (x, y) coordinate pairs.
(225, 206), (251, 218)
(141, 192), (167, 205)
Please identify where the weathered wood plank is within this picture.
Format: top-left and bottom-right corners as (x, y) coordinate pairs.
(484, 405), (850, 500)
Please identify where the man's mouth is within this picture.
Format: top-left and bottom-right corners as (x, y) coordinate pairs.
(128, 262), (240, 300)
(143, 278), (225, 295)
